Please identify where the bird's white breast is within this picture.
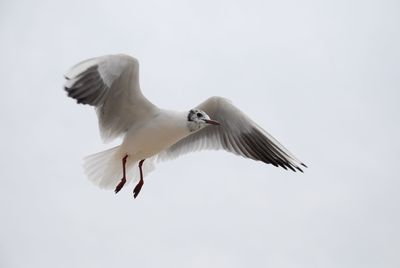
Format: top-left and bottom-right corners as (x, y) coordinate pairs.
(120, 110), (190, 160)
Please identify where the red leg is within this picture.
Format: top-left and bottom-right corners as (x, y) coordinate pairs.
(114, 155), (128, 194)
(133, 159), (145, 198)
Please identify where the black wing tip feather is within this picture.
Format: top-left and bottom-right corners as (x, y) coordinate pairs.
(64, 86), (95, 105)
(272, 161), (305, 173)
(238, 128), (307, 173)
(293, 163), (308, 173)
(63, 85), (80, 102)
(295, 166), (304, 173)
(63, 65), (107, 106)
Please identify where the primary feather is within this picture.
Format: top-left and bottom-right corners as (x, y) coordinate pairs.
(64, 54), (158, 142)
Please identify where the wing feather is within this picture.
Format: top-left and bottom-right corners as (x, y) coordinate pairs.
(159, 96), (306, 172)
(64, 54), (159, 142)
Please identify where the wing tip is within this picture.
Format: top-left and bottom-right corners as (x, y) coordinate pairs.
(277, 161), (307, 173)
(63, 85), (92, 105)
(293, 162), (307, 173)
(295, 166), (304, 173)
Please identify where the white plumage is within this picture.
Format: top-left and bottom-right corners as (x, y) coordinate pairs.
(64, 54), (306, 198)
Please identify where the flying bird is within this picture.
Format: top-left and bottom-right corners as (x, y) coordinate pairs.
(64, 54), (306, 198)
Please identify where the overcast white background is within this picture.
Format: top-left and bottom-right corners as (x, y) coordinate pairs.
(1, 0), (399, 267)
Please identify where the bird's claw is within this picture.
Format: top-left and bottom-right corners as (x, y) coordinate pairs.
(114, 178), (126, 194)
(133, 180), (144, 198)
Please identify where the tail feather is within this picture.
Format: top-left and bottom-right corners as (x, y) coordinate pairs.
(83, 146), (157, 190)
(83, 146), (124, 189)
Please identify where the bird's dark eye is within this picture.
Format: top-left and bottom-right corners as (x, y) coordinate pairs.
(197, 112), (203, 117)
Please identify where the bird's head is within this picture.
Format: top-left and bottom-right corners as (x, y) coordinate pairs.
(187, 109), (220, 132)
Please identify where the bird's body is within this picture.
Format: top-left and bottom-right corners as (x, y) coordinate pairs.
(64, 54), (306, 198)
(121, 109), (190, 161)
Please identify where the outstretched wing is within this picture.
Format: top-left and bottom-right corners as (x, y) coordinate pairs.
(64, 54), (159, 142)
(159, 96), (306, 172)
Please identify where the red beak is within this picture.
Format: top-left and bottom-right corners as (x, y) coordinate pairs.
(204, 119), (220, 125)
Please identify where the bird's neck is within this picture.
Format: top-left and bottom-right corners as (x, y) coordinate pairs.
(158, 109), (193, 136)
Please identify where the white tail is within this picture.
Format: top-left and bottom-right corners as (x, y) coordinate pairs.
(83, 146), (158, 190)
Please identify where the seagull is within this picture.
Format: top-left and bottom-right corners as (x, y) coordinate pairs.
(64, 54), (306, 198)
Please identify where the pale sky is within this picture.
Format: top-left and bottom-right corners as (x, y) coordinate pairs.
(1, 0), (399, 267)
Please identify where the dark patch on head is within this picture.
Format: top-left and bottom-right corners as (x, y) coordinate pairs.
(187, 109), (196, 121)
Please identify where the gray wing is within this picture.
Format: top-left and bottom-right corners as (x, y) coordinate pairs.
(64, 54), (158, 141)
(159, 97), (307, 172)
